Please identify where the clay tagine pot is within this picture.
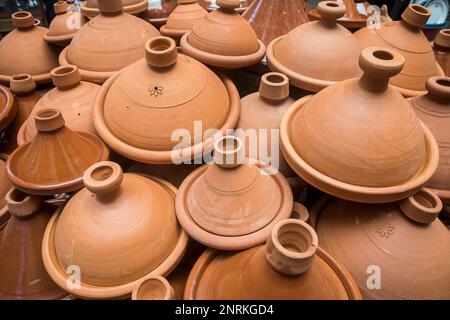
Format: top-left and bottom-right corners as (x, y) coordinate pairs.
(93, 36), (240, 164)
(44, 1), (87, 47)
(42, 161), (189, 299)
(433, 29), (450, 76)
(310, 188), (450, 299)
(81, 0), (148, 17)
(354, 4), (444, 97)
(6, 109), (109, 195)
(0, 159), (12, 224)
(17, 65), (100, 146)
(0, 189), (68, 299)
(128, 162), (201, 187)
(0, 11), (60, 85)
(180, 0), (265, 69)
(308, 0), (368, 30)
(0, 84), (15, 132)
(184, 218), (362, 299)
(266, 1), (361, 92)
(160, 0), (208, 42)
(409, 77), (450, 205)
(280, 47), (439, 204)
(139, 0), (178, 28)
(198, 0), (252, 13)
(59, 0), (160, 84)
(132, 276), (175, 300)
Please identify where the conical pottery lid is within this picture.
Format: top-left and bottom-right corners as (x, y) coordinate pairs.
(160, 0), (208, 40)
(0, 189), (67, 299)
(0, 11), (60, 84)
(81, 0), (149, 17)
(42, 161), (189, 299)
(184, 219), (362, 299)
(0, 84), (15, 131)
(280, 47), (439, 203)
(308, 0), (368, 30)
(176, 136), (293, 250)
(410, 77), (450, 203)
(311, 189), (450, 300)
(354, 4), (444, 97)
(6, 109), (109, 195)
(267, 1), (362, 92)
(139, 0), (178, 27)
(180, 0), (265, 69)
(93, 36), (240, 164)
(0, 160), (12, 217)
(18, 65), (100, 145)
(61, 0), (160, 83)
(434, 29), (450, 51)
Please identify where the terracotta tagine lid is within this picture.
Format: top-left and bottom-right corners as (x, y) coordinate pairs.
(0, 159), (12, 222)
(266, 1), (362, 92)
(0, 84), (15, 132)
(180, 0), (265, 69)
(161, 0), (208, 41)
(198, 0), (252, 13)
(308, 0), (368, 30)
(17, 65), (100, 146)
(0, 11), (60, 85)
(139, 0), (178, 27)
(131, 276), (175, 300)
(6, 109), (109, 195)
(310, 189), (450, 300)
(184, 218), (362, 299)
(81, 0), (149, 17)
(354, 4), (444, 97)
(42, 161), (189, 299)
(280, 47), (439, 203)
(175, 136), (293, 250)
(433, 29), (450, 76)
(0, 189), (67, 299)
(242, 0), (309, 47)
(93, 36), (240, 164)
(60, 0), (160, 84)
(409, 77), (450, 204)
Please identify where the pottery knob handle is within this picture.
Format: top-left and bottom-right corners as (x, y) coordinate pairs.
(401, 4), (431, 28)
(399, 188), (442, 224)
(97, 0), (123, 14)
(434, 29), (450, 49)
(213, 135), (244, 169)
(217, 0), (240, 10)
(317, 1), (346, 21)
(132, 276), (175, 300)
(54, 1), (70, 15)
(5, 188), (42, 218)
(84, 161), (124, 196)
(266, 219), (318, 276)
(359, 47), (404, 81)
(12, 11), (35, 29)
(10, 74), (36, 95)
(426, 77), (450, 103)
(51, 65), (82, 89)
(34, 109), (66, 132)
(259, 72), (289, 102)
(291, 202), (309, 222)
(145, 37), (178, 68)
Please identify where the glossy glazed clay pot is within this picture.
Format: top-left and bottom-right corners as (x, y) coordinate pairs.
(198, 0), (252, 13)
(185, 218), (362, 299)
(310, 189), (450, 299)
(161, 0), (208, 42)
(308, 0), (368, 30)
(266, 1), (362, 92)
(140, 0), (178, 27)
(280, 47), (439, 203)
(0, 189), (67, 299)
(17, 65), (100, 146)
(0, 84), (15, 132)
(409, 77), (450, 204)
(93, 36), (240, 164)
(6, 109), (109, 195)
(0, 159), (12, 223)
(81, 0), (148, 17)
(132, 276), (175, 300)
(354, 4), (444, 97)
(433, 29), (450, 76)
(60, 0), (160, 84)
(0, 11), (60, 85)
(180, 0), (265, 69)
(42, 161), (189, 299)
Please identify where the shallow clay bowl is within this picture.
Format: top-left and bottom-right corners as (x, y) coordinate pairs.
(80, 0), (148, 17)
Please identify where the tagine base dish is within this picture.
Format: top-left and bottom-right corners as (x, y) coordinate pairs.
(392, 63), (445, 97)
(43, 33), (76, 45)
(80, 0), (148, 17)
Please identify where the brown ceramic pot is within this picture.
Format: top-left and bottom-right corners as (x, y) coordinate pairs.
(180, 0), (265, 69)
(308, 0), (368, 30)
(0, 189), (67, 299)
(354, 4), (444, 97)
(60, 0), (160, 84)
(42, 161), (189, 299)
(310, 189), (450, 299)
(0, 84), (15, 132)
(81, 0), (149, 17)
(433, 29), (450, 76)
(0, 11), (60, 85)
(198, 0), (252, 13)
(280, 47), (439, 203)
(139, 0), (178, 27)
(184, 218), (362, 299)
(17, 66), (100, 146)
(131, 276), (175, 300)
(0, 159), (12, 223)
(6, 109), (109, 195)
(93, 36), (240, 164)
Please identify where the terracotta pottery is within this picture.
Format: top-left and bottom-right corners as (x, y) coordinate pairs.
(354, 4), (444, 97)
(266, 1), (362, 93)
(44, 1), (87, 46)
(131, 276), (175, 300)
(0, 84), (15, 132)
(310, 189), (450, 300)
(17, 65), (100, 146)
(308, 0), (368, 30)
(0, 11), (60, 85)
(433, 29), (450, 76)
(6, 109), (109, 195)
(409, 77), (450, 205)
(0, 189), (67, 299)
(160, 0), (208, 42)
(0, 160), (12, 223)
(280, 47), (439, 203)
(128, 162), (201, 187)
(242, 0), (309, 47)
(81, 0), (148, 17)
(180, 0), (265, 69)
(198, 0), (252, 13)
(185, 218), (361, 299)
(139, 0), (178, 27)
(93, 36), (240, 164)
(60, 0), (160, 84)
(42, 161), (189, 299)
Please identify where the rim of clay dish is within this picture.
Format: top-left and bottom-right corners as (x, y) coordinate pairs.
(0, 85), (16, 131)
(44, 31), (76, 45)
(180, 32), (266, 69)
(280, 96), (440, 204)
(307, 9), (368, 29)
(42, 176), (189, 299)
(183, 248), (362, 300)
(160, 25), (192, 40)
(80, 0), (148, 17)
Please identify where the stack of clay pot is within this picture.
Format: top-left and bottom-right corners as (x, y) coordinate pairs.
(433, 29), (450, 75)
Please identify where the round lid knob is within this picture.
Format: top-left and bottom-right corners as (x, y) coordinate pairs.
(435, 29), (450, 49)
(6, 188), (42, 218)
(10, 74), (36, 95)
(317, 1), (346, 22)
(217, 0), (240, 10)
(34, 109), (65, 132)
(399, 188), (442, 224)
(401, 4), (431, 28)
(54, 1), (70, 15)
(259, 72), (289, 102)
(132, 276), (175, 300)
(145, 37), (178, 68)
(12, 11), (35, 29)
(51, 65), (82, 89)
(213, 135), (245, 169)
(97, 0), (123, 14)
(83, 161), (123, 196)
(425, 76), (450, 103)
